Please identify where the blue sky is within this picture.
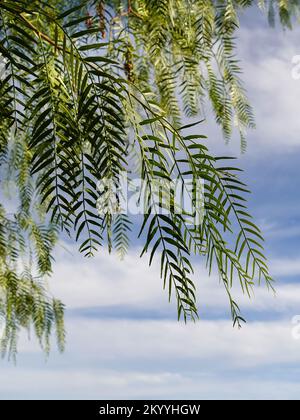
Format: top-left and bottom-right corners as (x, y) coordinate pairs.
(2, 8), (300, 400)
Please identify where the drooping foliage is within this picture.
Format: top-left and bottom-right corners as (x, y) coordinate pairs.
(0, 0), (296, 357)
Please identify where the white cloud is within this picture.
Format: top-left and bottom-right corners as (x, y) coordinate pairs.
(198, 25), (300, 155)
(1, 365), (300, 399)
(261, 220), (300, 240)
(271, 258), (300, 277)
(50, 245), (167, 311)
(237, 26), (300, 151)
(49, 245), (300, 317)
(3, 317), (300, 399)
(54, 318), (300, 368)
(3, 244), (298, 400)
(1, 245), (300, 399)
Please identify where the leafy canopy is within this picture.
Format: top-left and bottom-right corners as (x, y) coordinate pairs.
(0, 0), (297, 358)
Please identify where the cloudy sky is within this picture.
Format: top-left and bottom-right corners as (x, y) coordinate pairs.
(2, 8), (300, 400)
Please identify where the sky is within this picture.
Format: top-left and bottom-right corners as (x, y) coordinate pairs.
(1, 8), (300, 400)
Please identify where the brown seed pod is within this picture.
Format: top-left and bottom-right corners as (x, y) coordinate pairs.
(96, 1), (106, 38)
(124, 47), (135, 83)
(85, 13), (93, 28)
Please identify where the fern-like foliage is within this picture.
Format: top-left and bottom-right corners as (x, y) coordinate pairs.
(0, 0), (292, 357)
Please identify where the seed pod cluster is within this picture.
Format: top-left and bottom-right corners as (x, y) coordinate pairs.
(124, 45), (135, 83)
(96, 0), (106, 38)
